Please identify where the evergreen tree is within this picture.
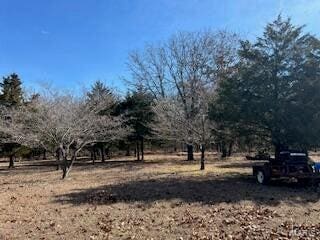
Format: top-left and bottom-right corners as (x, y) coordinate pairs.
(86, 80), (117, 162)
(209, 15), (320, 156)
(0, 73), (24, 167)
(117, 87), (155, 161)
(0, 73), (24, 107)
(87, 80), (113, 104)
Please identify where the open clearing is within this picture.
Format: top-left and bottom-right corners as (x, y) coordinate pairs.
(1, 153), (320, 240)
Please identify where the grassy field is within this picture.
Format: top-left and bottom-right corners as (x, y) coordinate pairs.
(1, 153), (320, 239)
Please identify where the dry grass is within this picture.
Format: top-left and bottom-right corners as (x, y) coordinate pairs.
(1, 153), (320, 239)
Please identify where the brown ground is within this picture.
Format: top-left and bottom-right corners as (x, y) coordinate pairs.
(1, 153), (320, 240)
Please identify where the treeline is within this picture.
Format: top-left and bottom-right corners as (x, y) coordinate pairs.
(1, 15), (320, 177)
(129, 15), (320, 168)
(0, 76), (155, 178)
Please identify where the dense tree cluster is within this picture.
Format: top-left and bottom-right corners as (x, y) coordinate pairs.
(130, 16), (320, 168)
(209, 15), (320, 158)
(0, 16), (319, 176)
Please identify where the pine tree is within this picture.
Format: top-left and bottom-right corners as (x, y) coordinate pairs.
(86, 80), (117, 162)
(87, 80), (113, 104)
(210, 15), (320, 156)
(0, 73), (24, 107)
(0, 73), (24, 168)
(117, 87), (155, 161)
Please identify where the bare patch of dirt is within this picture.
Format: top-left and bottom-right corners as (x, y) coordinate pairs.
(1, 153), (320, 239)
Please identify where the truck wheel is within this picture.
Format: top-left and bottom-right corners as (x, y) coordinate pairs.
(256, 170), (270, 184)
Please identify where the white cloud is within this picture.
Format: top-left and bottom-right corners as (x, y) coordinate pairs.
(40, 30), (50, 35)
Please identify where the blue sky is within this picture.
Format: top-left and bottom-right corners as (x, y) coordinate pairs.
(0, 0), (319, 94)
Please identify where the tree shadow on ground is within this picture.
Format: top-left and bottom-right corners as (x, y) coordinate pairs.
(0, 157), (209, 176)
(75, 159), (164, 172)
(217, 161), (260, 169)
(0, 165), (57, 176)
(55, 174), (320, 207)
(0, 158), (145, 174)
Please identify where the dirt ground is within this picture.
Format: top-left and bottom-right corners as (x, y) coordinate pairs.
(1, 152), (320, 240)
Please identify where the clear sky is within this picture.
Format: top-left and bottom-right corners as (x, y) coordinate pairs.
(0, 0), (319, 94)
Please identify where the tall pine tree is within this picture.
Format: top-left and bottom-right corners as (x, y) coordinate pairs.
(0, 73), (24, 167)
(117, 87), (155, 161)
(0, 73), (24, 107)
(210, 15), (320, 156)
(86, 80), (117, 162)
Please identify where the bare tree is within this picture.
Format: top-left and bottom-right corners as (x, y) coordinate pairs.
(0, 102), (44, 168)
(0, 89), (129, 178)
(153, 98), (213, 169)
(128, 45), (169, 99)
(128, 30), (239, 161)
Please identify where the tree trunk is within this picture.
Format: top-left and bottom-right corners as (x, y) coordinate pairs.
(125, 146), (130, 156)
(8, 155), (15, 168)
(106, 147), (110, 159)
(62, 155), (68, 179)
(200, 144), (205, 170)
(62, 151), (78, 179)
(100, 145), (105, 163)
(91, 149), (96, 165)
(187, 144), (194, 161)
(227, 142), (233, 157)
(216, 144), (220, 153)
(136, 141), (140, 161)
(221, 141), (227, 158)
(140, 137), (144, 161)
(43, 149), (47, 160)
(56, 149), (61, 170)
(93, 149), (97, 161)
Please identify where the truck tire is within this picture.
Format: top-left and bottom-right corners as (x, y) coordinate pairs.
(256, 170), (270, 184)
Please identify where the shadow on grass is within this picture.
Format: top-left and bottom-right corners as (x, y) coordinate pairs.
(0, 158), (165, 177)
(217, 161), (259, 169)
(55, 174), (319, 207)
(0, 156), (207, 175)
